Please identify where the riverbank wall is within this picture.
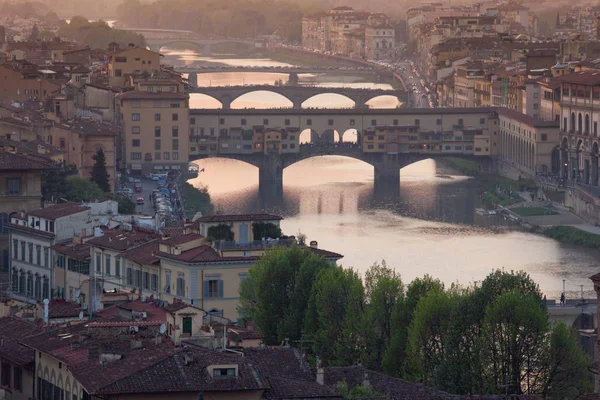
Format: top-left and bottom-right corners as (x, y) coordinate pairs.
(564, 187), (600, 225)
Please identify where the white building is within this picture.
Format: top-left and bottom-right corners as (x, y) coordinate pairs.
(9, 202), (93, 303)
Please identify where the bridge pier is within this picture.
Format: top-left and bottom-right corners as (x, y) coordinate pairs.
(202, 43), (212, 57)
(258, 154), (283, 199)
(373, 155), (401, 197)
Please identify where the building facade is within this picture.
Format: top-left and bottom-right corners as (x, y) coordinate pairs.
(117, 91), (190, 174)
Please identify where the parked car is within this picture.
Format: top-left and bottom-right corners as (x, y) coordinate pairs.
(136, 197), (144, 205)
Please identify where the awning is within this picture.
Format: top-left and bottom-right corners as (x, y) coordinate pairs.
(153, 165), (164, 170)
(171, 165), (181, 170)
(131, 164), (142, 170)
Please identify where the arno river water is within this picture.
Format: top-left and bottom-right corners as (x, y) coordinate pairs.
(164, 47), (600, 299)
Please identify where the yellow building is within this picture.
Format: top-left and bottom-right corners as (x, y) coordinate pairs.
(117, 91), (190, 174)
(107, 46), (162, 88)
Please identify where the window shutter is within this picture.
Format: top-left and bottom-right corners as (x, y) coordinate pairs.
(204, 280), (209, 298)
(218, 279), (224, 298)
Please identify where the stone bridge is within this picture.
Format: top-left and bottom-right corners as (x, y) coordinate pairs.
(191, 145), (490, 198)
(190, 85), (407, 109)
(145, 38), (259, 56)
(177, 66), (383, 75)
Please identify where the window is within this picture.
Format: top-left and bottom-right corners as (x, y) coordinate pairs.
(533, 92), (539, 99)
(165, 269), (171, 293)
(130, 152), (142, 160)
(176, 273), (185, 297)
(172, 126), (178, 137)
(7, 178), (20, 196)
(115, 69), (122, 77)
(164, 152), (170, 160)
(458, 118), (464, 126)
(172, 139), (179, 150)
(155, 127), (161, 137)
(541, 134), (548, 141)
(480, 118), (485, 124)
(306, 119), (312, 126)
(1, 362), (10, 387)
(328, 119), (334, 126)
(151, 273), (158, 291)
(59, 138), (66, 149)
(371, 119), (377, 126)
(20, 242), (25, 261)
(154, 113), (161, 121)
(172, 113), (178, 121)
(436, 119), (442, 125)
(190, 117), (196, 125)
(114, 57), (127, 63)
(147, 86), (153, 93)
(285, 119), (290, 126)
(132, 139), (140, 147)
(173, 152), (179, 160)
(12, 239), (17, 259)
(28, 243), (33, 263)
(132, 126), (140, 134)
(350, 119), (355, 126)
(105, 255), (111, 275)
(170, 103), (180, 108)
(155, 152), (161, 160)
(414, 119), (420, 126)
(241, 118), (247, 125)
(219, 118), (225, 124)
(595, 122), (598, 135)
(131, 113), (140, 121)
(263, 118), (269, 125)
(36, 245), (41, 265)
(155, 139), (161, 150)
(44, 247), (49, 267)
(13, 367), (21, 391)
(96, 253), (101, 273)
(143, 272), (150, 290)
(213, 368), (236, 377)
(127, 267), (133, 286)
(206, 278), (221, 298)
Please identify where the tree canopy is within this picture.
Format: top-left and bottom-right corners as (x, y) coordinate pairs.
(65, 176), (105, 202)
(239, 256), (592, 397)
(91, 148), (111, 193)
(58, 17), (145, 49)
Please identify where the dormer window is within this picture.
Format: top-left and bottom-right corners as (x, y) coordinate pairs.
(213, 368), (236, 377)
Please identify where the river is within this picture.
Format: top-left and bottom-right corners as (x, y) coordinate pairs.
(164, 47), (600, 300)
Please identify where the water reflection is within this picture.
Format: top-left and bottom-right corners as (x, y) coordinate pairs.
(187, 156), (600, 298)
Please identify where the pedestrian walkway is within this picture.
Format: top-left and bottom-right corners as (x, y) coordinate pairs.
(566, 224), (600, 235)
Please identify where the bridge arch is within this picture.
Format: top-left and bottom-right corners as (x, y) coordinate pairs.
(149, 41), (207, 54)
(364, 94), (402, 109)
(230, 90), (293, 109)
(302, 92), (356, 109)
(189, 93), (224, 109)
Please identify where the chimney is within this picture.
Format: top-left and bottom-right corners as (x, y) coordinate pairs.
(316, 367), (325, 386)
(309, 240), (318, 249)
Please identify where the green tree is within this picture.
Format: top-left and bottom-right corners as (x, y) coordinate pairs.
(382, 275), (443, 377)
(540, 322), (592, 399)
(478, 291), (548, 395)
(361, 261), (403, 369)
(66, 176), (104, 201)
(207, 224), (234, 241)
(239, 246), (330, 344)
(29, 24), (39, 41)
(42, 164), (77, 202)
(252, 222), (282, 239)
(91, 148), (111, 193)
(305, 266), (364, 366)
(405, 290), (456, 385)
(118, 197), (136, 214)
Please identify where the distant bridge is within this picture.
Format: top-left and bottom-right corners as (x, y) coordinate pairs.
(144, 37), (261, 56)
(190, 85), (407, 109)
(176, 66), (383, 76)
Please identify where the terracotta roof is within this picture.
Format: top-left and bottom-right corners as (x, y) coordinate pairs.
(554, 70), (600, 85)
(163, 301), (203, 313)
(96, 346), (266, 395)
(308, 247), (343, 260)
(121, 239), (160, 265)
(0, 318), (42, 365)
(28, 202), (90, 220)
(56, 119), (119, 137)
(159, 245), (222, 263)
(242, 347), (338, 399)
(8, 222), (55, 238)
(229, 327), (264, 341)
(197, 214), (283, 223)
(52, 241), (91, 262)
(117, 91), (189, 101)
(86, 320), (164, 328)
(48, 299), (86, 319)
(497, 108), (559, 128)
(0, 150), (56, 170)
(87, 229), (158, 251)
(63, 46), (90, 55)
(161, 233), (203, 246)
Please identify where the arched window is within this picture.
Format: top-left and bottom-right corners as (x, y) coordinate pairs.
(578, 113), (583, 133)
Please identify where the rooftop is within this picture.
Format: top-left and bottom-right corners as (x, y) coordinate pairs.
(497, 108), (560, 128)
(0, 149), (56, 170)
(554, 70), (600, 85)
(86, 228), (158, 251)
(121, 239), (160, 265)
(28, 202), (90, 220)
(117, 91), (189, 101)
